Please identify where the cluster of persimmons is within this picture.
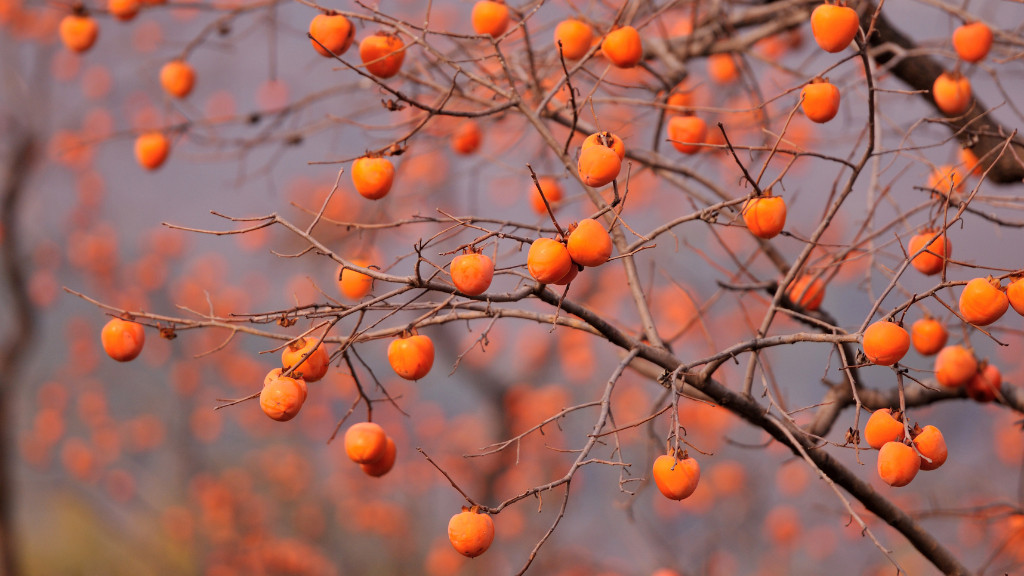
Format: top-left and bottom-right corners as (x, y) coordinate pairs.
(25, 0), (1017, 569)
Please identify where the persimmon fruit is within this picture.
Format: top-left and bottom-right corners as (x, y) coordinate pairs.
(471, 0), (509, 37)
(160, 60), (196, 99)
(135, 132), (170, 171)
(387, 334), (435, 380)
(932, 72), (971, 115)
(907, 231), (951, 276)
(344, 422), (388, 464)
(601, 26), (642, 68)
(952, 22), (992, 63)
(352, 156), (395, 200)
(309, 13), (354, 57)
(281, 336), (330, 382)
(652, 451), (701, 500)
(566, 219), (612, 267)
(862, 320), (910, 366)
(864, 408), (905, 450)
(810, 3), (859, 53)
(667, 115), (707, 155)
(338, 260), (373, 300)
(448, 506), (494, 558)
(801, 78), (840, 123)
(60, 13), (99, 53)
(934, 345), (977, 388)
(877, 441), (920, 487)
(450, 251), (494, 296)
(101, 318), (146, 362)
(577, 144), (621, 187)
(742, 195), (787, 239)
(553, 19), (593, 60)
(359, 32), (406, 78)
(958, 276), (1008, 326)
(527, 238), (572, 283)
(910, 317), (947, 356)
(912, 425), (947, 471)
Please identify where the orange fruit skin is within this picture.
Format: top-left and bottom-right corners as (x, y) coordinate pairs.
(932, 72), (971, 115)
(338, 260), (373, 300)
(910, 317), (947, 356)
(785, 274), (825, 311)
(360, 435), (397, 476)
(864, 408), (905, 449)
(707, 53), (739, 84)
(359, 33), (406, 78)
(351, 157), (395, 200)
(958, 277), (1009, 326)
(552, 263), (579, 285)
(934, 345), (978, 388)
(450, 252), (494, 296)
(913, 425), (947, 471)
(448, 509), (494, 558)
(135, 132), (170, 171)
(810, 3), (859, 53)
(967, 363), (1001, 403)
(387, 334), (435, 380)
(907, 231), (951, 275)
(344, 422), (387, 463)
(264, 368), (307, 404)
(530, 177), (563, 214)
(1007, 277), (1024, 316)
(470, 0), (509, 37)
(101, 318), (146, 362)
(566, 218), (612, 267)
(862, 321), (910, 366)
(259, 376), (305, 421)
(160, 60), (196, 99)
(667, 115), (707, 155)
(601, 26), (642, 68)
(952, 22), (993, 63)
(652, 454), (700, 500)
(877, 441), (920, 487)
(281, 337), (330, 382)
(452, 121), (482, 155)
(800, 81), (840, 123)
(527, 238), (572, 284)
(309, 13), (354, 57)
(581, 132), (625, 160)
(577, 145), (621, 187)
(60, 14), (99, 53)
(553, 19), (593, 60)
(108, 0), (139, 21)
(742, 196), (787, 239)
(928, 165), (965, 194)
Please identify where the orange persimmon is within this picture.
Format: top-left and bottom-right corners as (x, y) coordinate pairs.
(958, 276), (1008, 326)
(952, 22), (993, 63)
(450, 251), (494, 296)
(101, 318), (146, 362)
(877, 441), (920, 487)
(448, 506), (494, 558)
(566, 219), (612, 267)
(801, 78), (840, 123)
(359, 32), (405, 78)
(387, 334), (435, 380)
(933, 72), (971, 115)
(527, 238), (572, 283)
(160, 60), (195, 99)
(281, 336), (330, 382)
(471, 0), (509, 37)
(910, 317), (947, 356)
(934, 345), (977, 388)
(742, 195), (787, 239)
(810, 3), (859, 53)
(553, 19), (593, 60)
(135, 132), (170, 171)
(601, 26), (642, 68)
(344, 422), (388, 463)
(652, 450), (700, 500)
(864, 408), (905, 450)
(352, 156), (395, 200)
(667, 115), (707, 155)
(309, 13), (355, 57)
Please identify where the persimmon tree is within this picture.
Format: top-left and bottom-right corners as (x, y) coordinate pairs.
(4, 0), (1024, 573)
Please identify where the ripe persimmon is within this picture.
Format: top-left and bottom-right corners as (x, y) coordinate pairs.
(862, 320), (910, 366)
(360, 434), (397, 477)
(108, 0), (139, 21)
(581, 131), (625, 160)
(907, 230), (951, 275)
(952, 22), (992, 63)
(448, 506), (494, 558)
(785, 274), (825, 311)
(527, 238), (572, 283)
(910, 317), (947, 356)
(471, 0), (509, 37)
(281, 336), (330, 382)
(667, 115), (707, 155)
(160, 60), (195, 99)
(652, 450), (700, 500)
(577, 144), (621, 187)
(1007, 276), (1024, 316)
(309, 13), (354, 57)
(877, 441), (920, 487)
(387, 334), (434, 380)
(566, 219), (612, 267)
(810, 3), (859, 53)
(338, 260), (373, 300)
(932, 72), (971, 115)
(530, 176), (563, 214)
(707, 53), (739, 84)
(351, 156), (395, 200)
(359, 32), (405, 78)
(264, 367), (307, 404)
(601, 25), (642, 68)
(344, 422), (387, 463)
(60, 13), (99, 53)
(101, 318), (146, 362)
(135, 132), (170, 171)
(934, 345), (977, 388)
(260, 373), (306, 421)
(928, 165), (965, 195)
(450, 251), (494, 296)
(912, 425), (947, 471)
(800, 78), (840, 123)
(864, 408), (905, 450)
(967, 362), (1001, 403)
(452, 121), (482, 155)
(742, 195), (786, 239)
(958, 276), (1008, 326)
(553, 19), (593, 60)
